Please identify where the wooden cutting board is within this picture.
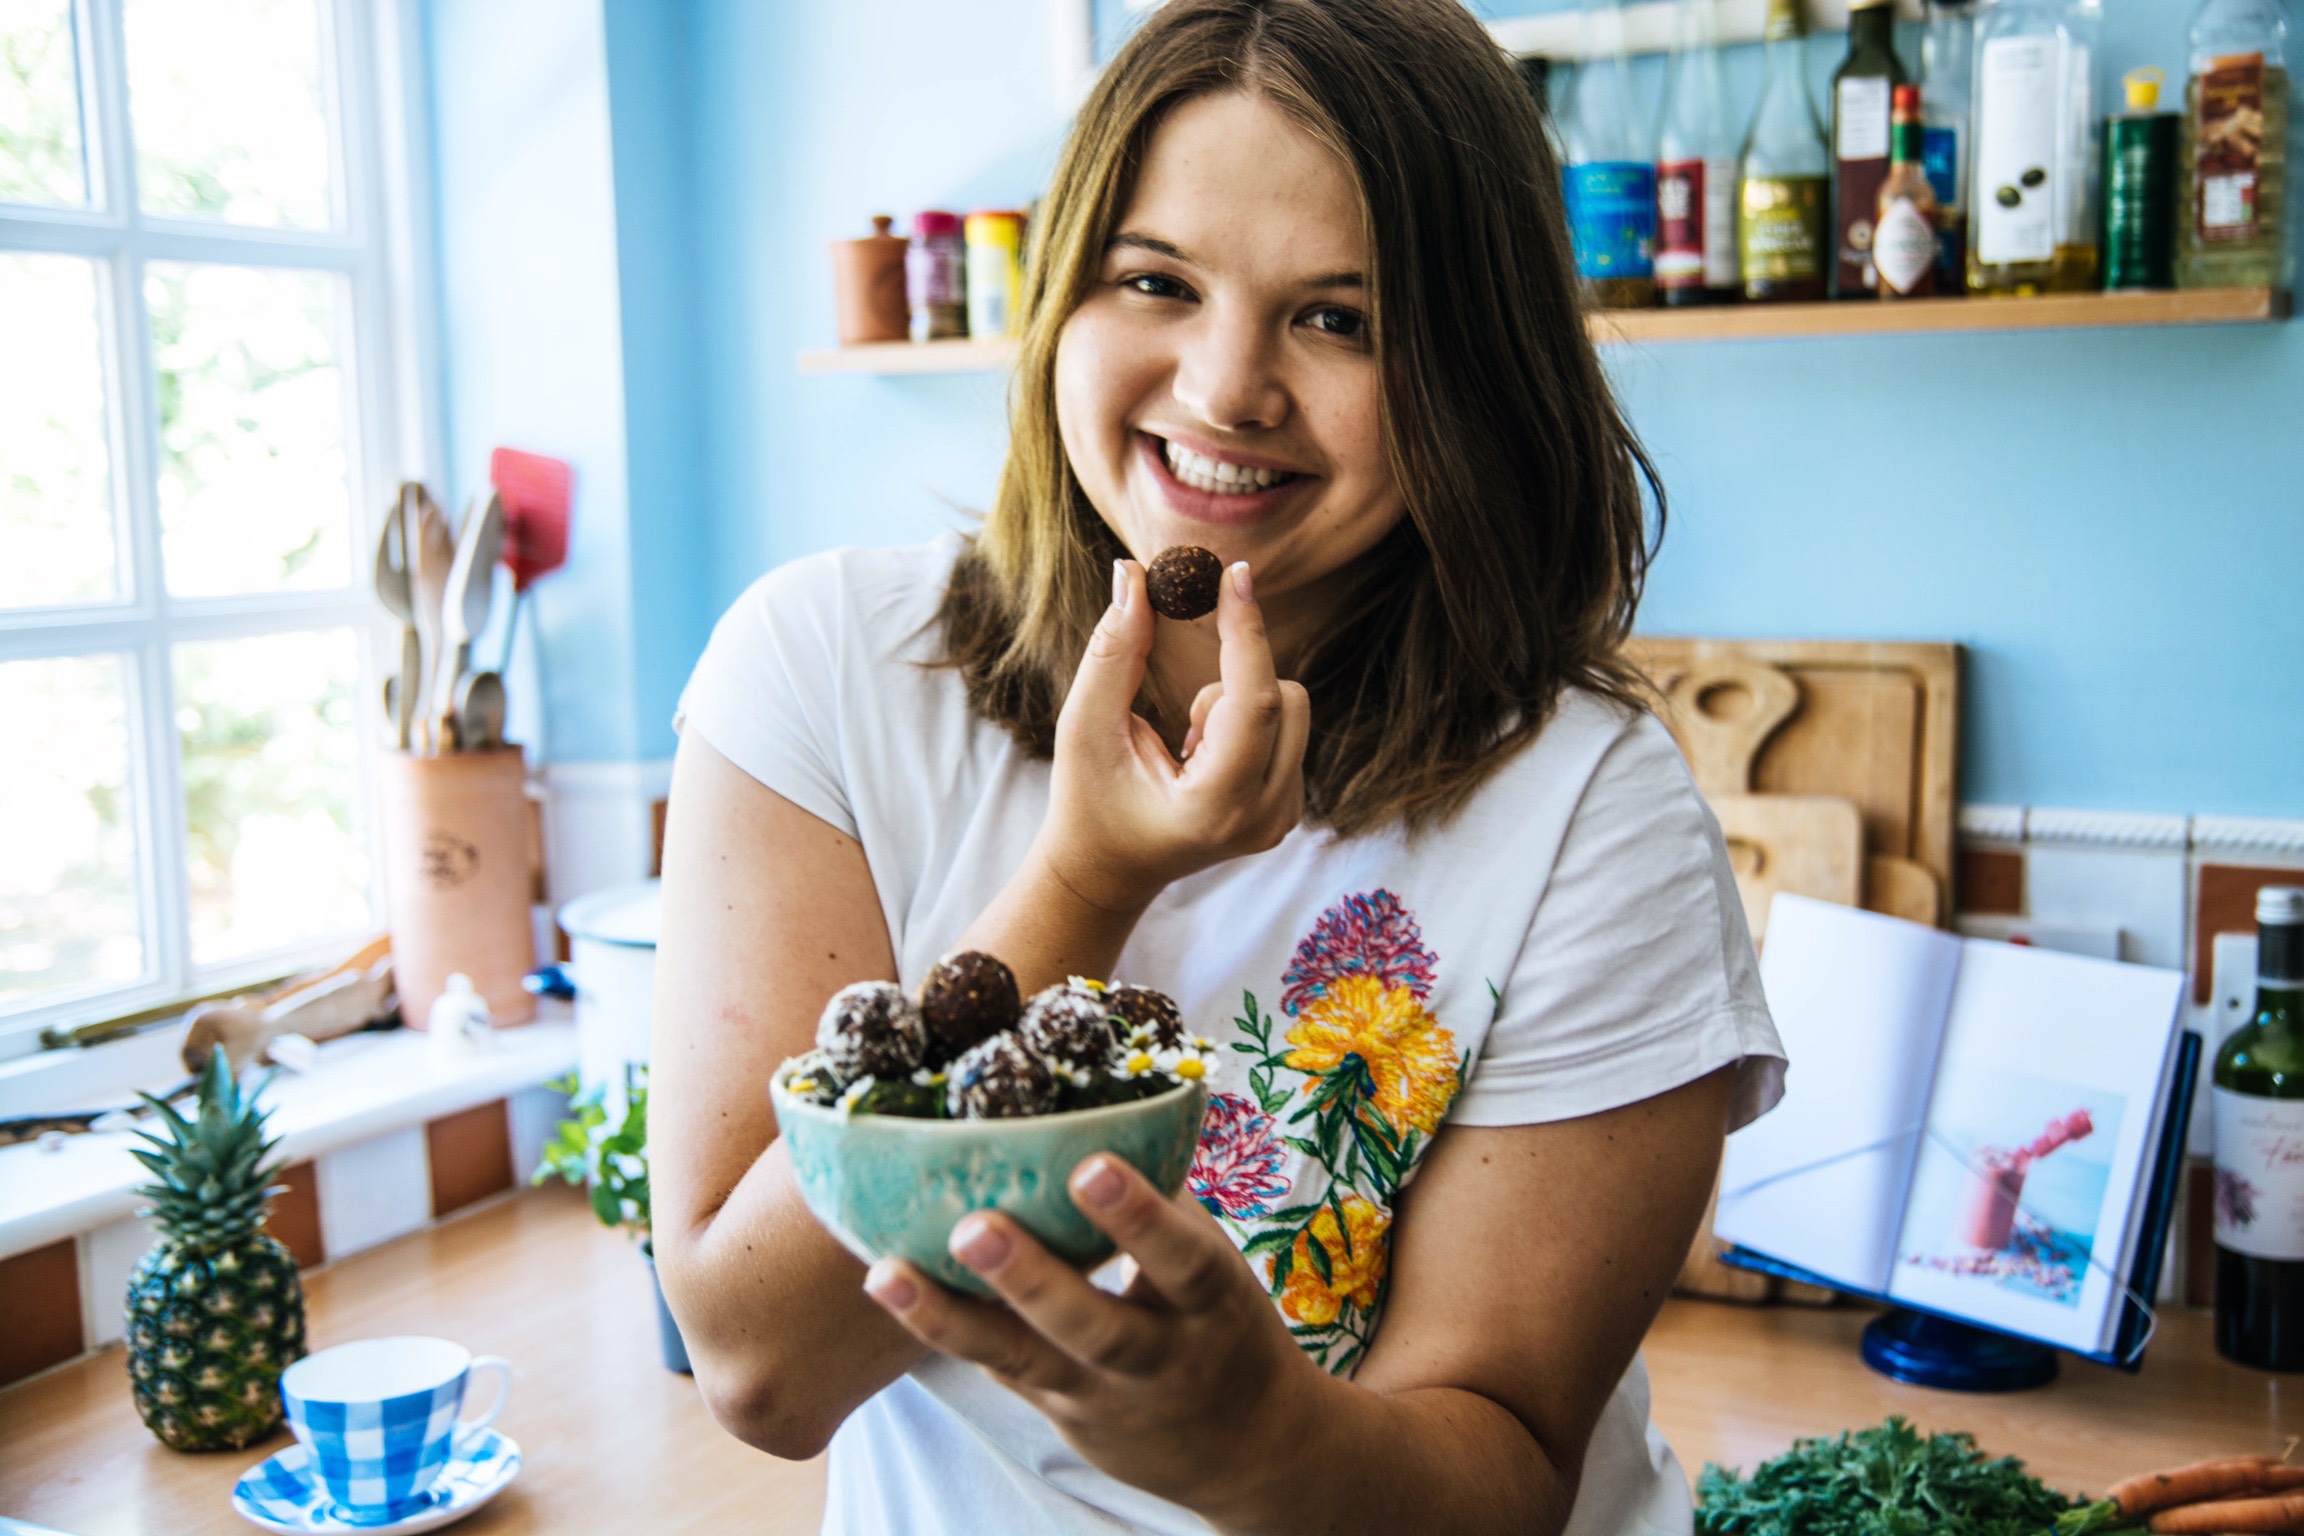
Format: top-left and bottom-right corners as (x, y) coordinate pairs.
(1712, 793), (1863, 941)
(1630, 638), (1960, 924)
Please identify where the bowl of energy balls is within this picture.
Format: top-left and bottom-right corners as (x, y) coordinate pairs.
(770, 951), (1214, 1295)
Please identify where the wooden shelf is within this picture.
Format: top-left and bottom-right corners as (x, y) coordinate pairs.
(796, 287), (2288, 375)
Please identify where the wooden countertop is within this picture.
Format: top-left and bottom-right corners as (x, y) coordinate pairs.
(3, 1187), (2292, 1534)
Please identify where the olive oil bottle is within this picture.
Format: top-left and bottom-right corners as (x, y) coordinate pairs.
(1832, 0), (1909, 296)
(1740, 0), (1831, 300)
(2215, 889), (2304, 1372)
(1968, 0), (2103, 293)
(2176, 0), (2290, 288)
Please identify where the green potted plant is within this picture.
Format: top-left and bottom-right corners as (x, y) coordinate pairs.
(531, 1065), (689, 1374)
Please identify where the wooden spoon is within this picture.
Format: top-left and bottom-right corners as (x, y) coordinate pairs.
(408, 486), (458, 754)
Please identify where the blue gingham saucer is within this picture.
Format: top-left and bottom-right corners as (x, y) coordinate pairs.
(232, 1429), (520, 1533)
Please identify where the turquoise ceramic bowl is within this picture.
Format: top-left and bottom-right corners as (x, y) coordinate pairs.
(773, 1075), (1207, 1296)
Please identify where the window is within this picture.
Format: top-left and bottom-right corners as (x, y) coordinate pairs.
(1, 0), (429, 1055)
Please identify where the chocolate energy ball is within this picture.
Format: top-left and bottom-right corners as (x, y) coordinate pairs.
(918, 950), (1021, 1060)
(948, 1031), (1058, 1119)
(1107, 984), (1186, 1050)
(1145, 545), (1223, 621)
(815, 980), (928, 1081)
(1017, 982), (1121, 1076)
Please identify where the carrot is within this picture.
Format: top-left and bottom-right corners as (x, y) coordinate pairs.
(2145, 1487), (2304, 1533)
(2111, 1457), (2296, 1518)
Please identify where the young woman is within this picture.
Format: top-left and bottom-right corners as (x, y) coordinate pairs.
(652, 2), (1785, 1532)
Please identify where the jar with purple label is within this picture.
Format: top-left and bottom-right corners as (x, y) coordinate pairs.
(906, 210), (967, 342)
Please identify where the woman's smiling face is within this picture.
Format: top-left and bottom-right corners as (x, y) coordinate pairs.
(1055, 90), (1404, 601)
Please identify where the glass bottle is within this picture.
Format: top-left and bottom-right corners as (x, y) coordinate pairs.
(1832, 0), (1909, 297)
(1739, 0), (1831, 301)
(1967, 0), (2102, 294)
(1657, 0), (1743, 305)
(1921, 0), (1976, 289)
(1564, 0), (1659, 308)
(1876, 85), (1943, 295)
(2213, 887), (2304, 1372)
(2177, 0), (2290, 287)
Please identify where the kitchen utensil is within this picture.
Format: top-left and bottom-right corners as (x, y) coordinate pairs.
(375, 488), (419, 751)
(1712, 793), (1865, 939)
(454, 669), (506, 753)
(488, 447), (572, 672)
(1865, 853), (1943, 926)
(436, 492), (504, 750)
(408, 488), (457, 755)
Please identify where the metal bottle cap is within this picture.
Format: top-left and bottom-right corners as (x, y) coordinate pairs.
(2260, 887), (2304, 925)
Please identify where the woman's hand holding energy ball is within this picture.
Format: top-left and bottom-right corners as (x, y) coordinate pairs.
(1036, 554), (1311, 917)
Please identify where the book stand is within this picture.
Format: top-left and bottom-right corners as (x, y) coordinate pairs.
(1723, 1030), (2202, 1393)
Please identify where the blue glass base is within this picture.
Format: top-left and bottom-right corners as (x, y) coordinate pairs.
(1860, 1307), (2060, 1392)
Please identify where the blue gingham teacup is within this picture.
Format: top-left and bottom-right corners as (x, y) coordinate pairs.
(278, 1337), (511, 1524)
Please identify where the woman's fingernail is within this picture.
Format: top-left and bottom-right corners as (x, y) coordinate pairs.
(864, 1262), (919, 1312)
(951, 1216), (1013, 1272)
(1231, 562), (1252, 602)
(1113, 559), (1129, 609)
(1074, 1157), (1126, 1210)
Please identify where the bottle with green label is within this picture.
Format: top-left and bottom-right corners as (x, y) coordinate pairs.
(1740, 0), (1831, 300)
(1832, 0), (1909, 296)
(1967, 0), (2102, 294)
(2214, 887), (2304, 1372)
(2176, 0), (2290, 288)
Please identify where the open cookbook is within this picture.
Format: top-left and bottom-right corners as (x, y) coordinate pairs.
(1716, 894), (2195, 1359)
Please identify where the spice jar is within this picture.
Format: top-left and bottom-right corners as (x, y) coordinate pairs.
(906, 210), (967, 342)
(964, 210), (1026, 339)
(829, 214), (909, 344)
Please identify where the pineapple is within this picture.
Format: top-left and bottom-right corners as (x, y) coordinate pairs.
(125, 1045), (308, 1451)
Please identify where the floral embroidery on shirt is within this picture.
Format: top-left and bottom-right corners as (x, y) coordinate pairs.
(1188, 1093), (1291, 1220)
(1198, 889), (1466, 1375)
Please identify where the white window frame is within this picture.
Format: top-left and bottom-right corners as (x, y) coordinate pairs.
(0, 0), (442, 1059)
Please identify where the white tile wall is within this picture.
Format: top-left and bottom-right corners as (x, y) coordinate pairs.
(2021, 844), (2190, 971)
(316, 1126), (432, 1261)
(76, 1212), (156, 1350)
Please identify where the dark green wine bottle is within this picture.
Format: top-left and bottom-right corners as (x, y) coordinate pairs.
(2214, 886), (2304, 1371)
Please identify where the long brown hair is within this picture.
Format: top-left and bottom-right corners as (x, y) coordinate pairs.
(938, 0), (1662, 835)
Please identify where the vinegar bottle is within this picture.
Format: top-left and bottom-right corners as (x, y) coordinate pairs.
(1657, 0), (1743, 305)
(1739, 0), (1831, 301)
(2214, 887), (2304, 1372)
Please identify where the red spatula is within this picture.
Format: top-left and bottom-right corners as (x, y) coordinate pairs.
(488, 447), (571, 672)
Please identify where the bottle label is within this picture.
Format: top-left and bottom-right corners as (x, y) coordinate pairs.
(1739, 175), (1827, 284)
(2194, 51), (2265, 242)
(2215, 1088), (2304, 1261)
(1974, 35), (2060, 264)
(1566, 162), (1658, 280)
(1874, 195), (1939, 294)
(1921, 124), (1961, 207)
(1837, 76), (1893, 160)
(1657, 158), (1738, 290)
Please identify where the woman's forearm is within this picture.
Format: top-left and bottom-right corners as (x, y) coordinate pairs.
(664, 1137), (928, 1460)
(954, 839), (1153, 994)
(1206, 1372), (1576, 1536)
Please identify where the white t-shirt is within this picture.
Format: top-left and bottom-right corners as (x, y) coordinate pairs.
(676, 536), (1786, 1536)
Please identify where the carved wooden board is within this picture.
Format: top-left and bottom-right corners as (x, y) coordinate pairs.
(1629, 638), (1960, 924)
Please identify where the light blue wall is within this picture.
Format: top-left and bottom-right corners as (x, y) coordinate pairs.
(455, 0), (2300, 815)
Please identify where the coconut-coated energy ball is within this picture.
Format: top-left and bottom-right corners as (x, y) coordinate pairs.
(815, 980), (927, 1081)
(1106, 984), (1186, 1050)
(1145, 545), (1223, 621)
(1017, 982), (1121, 1075)
(918, 950), (1021, 1060)
(947, 1031), (1058, 1119)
